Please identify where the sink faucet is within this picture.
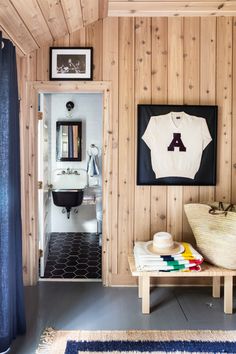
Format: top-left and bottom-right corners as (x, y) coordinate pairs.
(66, 168), (77, 175)
(57, 168), (85, 177)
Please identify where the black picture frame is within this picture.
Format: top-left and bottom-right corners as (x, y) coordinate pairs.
(49, 47), (93, 81)
(137, 104), (218, 186)
(56, 121), (82, 162)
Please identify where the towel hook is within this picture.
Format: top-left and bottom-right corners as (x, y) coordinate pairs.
(88, 144), (99, 156)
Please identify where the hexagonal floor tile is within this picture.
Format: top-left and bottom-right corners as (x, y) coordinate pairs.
(42, 232), (101, 280)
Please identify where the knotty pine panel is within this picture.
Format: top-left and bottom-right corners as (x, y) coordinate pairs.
(18, 18), (236, 286)
(134, 17), (152, 242)
(167, 17), (184, 242)
(150, 18), (168, 236)
(182, 18), (200, 243)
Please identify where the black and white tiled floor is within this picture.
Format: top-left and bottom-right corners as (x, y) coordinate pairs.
(42, 232), (101, 279)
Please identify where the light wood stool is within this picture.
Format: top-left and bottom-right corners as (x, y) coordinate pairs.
(128, 255), (236, 315)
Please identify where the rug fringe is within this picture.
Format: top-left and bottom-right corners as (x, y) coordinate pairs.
(35, 327), (57, 354)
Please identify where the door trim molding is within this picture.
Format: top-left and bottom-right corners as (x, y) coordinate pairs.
(21, 81), (112, 285)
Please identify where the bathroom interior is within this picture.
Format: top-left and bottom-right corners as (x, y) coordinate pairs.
(38, 92), (103, 281)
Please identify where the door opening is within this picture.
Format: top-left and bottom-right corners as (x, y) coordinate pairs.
(38, 92), (103, 281)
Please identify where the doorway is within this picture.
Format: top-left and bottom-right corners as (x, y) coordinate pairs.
(23, 81), (111, 285)
(38, 92), (103, 281)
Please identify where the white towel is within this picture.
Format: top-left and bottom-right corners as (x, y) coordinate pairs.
(87, 154), (99, 177)
(134, 242), (203, 271)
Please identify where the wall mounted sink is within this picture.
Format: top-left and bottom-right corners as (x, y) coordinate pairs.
(52, 189), (84, 219)
(52, 169), (88, 190)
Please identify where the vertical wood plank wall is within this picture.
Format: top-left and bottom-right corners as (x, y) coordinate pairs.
(18, 17), (236, 286)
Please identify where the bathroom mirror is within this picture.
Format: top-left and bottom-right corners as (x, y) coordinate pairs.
(56, 121), (82, 161)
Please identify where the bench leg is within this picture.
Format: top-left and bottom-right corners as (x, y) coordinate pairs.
(212, 276), (221, 298)
(224, 276), (233, 314)
(138, 276), (142, 298)
(142, 276), (150, 314)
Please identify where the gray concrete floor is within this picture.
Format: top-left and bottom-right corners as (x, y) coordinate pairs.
(10, 282), (236, 354)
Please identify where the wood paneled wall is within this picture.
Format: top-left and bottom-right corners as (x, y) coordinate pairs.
(18, 17), (236, 285)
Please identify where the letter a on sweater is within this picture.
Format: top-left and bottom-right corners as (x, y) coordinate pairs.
(167, 133), (186, 152)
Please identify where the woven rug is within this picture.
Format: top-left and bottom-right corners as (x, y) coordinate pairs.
(36, 328), (236, 354)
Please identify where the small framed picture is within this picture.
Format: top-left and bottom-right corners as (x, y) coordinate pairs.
(49, 47), (93, 80)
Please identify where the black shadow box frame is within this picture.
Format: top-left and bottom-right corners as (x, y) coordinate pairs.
(137, 104), (217, 186)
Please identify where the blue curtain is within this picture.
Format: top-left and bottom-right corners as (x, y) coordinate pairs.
(0, 33), (26, 352)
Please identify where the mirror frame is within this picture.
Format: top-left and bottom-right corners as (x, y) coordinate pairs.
(56, 121), (82, 161)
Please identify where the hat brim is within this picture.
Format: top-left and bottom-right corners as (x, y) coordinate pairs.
(145, 241), (185, 255)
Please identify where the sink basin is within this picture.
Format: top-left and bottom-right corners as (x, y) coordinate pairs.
(52, 189), (84, 218)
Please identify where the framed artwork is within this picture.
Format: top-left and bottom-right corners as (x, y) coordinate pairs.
(137, 104), (218, 186)
(49, 47), (93, 81)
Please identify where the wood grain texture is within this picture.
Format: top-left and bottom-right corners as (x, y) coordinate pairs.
(61, 0), (83, 33)
(69, 28), (86, 46)
(182, 17), (200, 243)
(27, 79), (38, 284)
(86, 20), (103, 80)
(3, 1), (236, 55)
(134, 17), (151, 242)
(167, 17), (183, 242)
(216, 17), (233, 203)
(102, 84), (113, 286)
(103, 17), (119, 275)
(17, 17), (236, 286)
(21, 80), (111, 285)
(150, 18), (168, 236)
(36, 44), (51, 81)
(81, 0), (99, 26)
(224, 275), (233, 314)
(10, 0), (53, 46)
(212, 276), (221, 297)
(232, 17), (236, 204)
(53, 34), (70, 47)
(118, 17), (135, 275)
(99, 0), (109, 19)
(0, 25), (25, 56)
(20, 52), (37, 284)
(199, 17), (216, 203)
(109, 1), (236, 17)
(0, 0), (38, 53)
(37, 0), (68, 39)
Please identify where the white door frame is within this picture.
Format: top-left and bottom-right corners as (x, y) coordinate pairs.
(23, 81), (112, 285)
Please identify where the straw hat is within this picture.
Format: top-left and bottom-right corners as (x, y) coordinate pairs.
(145, 232), (184, 255)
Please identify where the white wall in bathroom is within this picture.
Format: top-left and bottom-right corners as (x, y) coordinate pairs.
(49, 93), (103, 233)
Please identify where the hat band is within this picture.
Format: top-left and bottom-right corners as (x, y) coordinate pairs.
(153, 244), (175, 252)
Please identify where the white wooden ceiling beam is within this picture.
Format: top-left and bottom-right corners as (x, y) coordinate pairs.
(108, 1), (236, 17)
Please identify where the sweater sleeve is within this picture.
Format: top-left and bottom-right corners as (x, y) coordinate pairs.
(142, 116), (156, 150)
(201, 118), (212, 150)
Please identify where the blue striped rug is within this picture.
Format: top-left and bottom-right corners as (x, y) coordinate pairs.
(65, 339), (236, 353)
(36, 329), (236, 354)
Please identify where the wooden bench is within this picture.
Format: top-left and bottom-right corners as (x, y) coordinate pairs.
(128, 255), (236, 315)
